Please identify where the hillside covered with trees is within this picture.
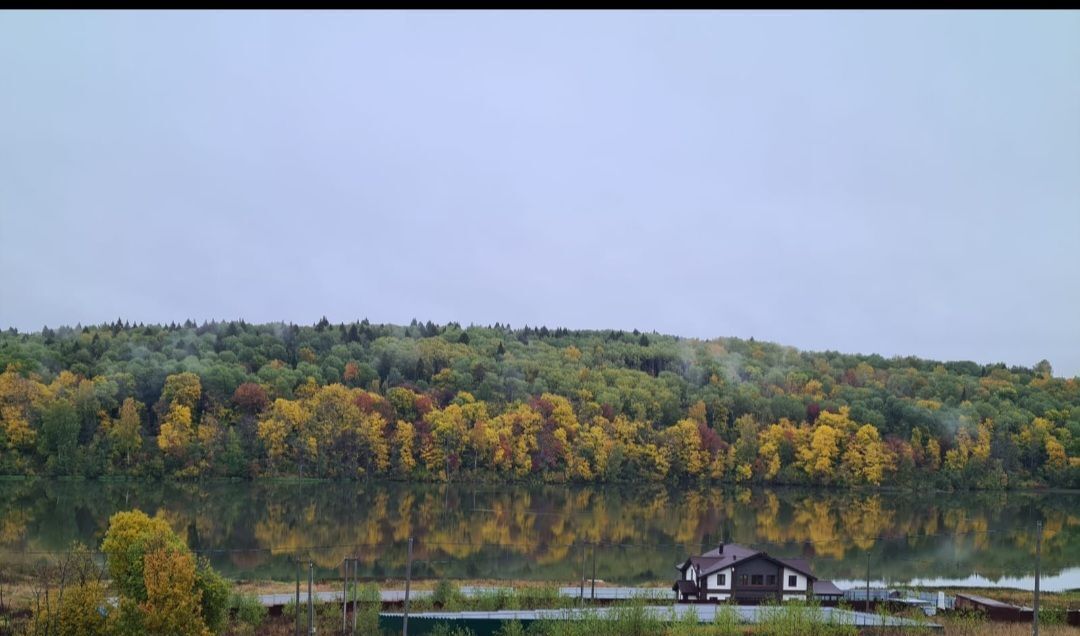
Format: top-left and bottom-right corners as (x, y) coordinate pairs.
(0, 319), (1076, 488)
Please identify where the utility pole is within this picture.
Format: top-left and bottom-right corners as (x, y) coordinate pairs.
(308, 561), (314, 636)
(342, 557), (350, 636)
(866, 551), (871, 614)
(1034, 520), (1041, 636)
(579, 543), (586, 606)
(295, 558), (301, 636)
(403, 537), (413, 636)
(590, 542), (597, 601)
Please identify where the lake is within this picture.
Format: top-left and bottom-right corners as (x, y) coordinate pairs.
(2, 480), (1077, 591)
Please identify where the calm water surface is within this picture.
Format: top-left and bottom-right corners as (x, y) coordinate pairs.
(2, 480), (1077, 591)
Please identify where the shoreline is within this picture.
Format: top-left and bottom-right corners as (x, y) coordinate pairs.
(2, 474), (1079, 495)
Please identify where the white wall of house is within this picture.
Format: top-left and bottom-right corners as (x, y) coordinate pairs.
(782, 568), (807, 592)
(685, 566), (696, 582)
(782, 593), (806, 601)
(707, 568), (732, 590)
(706, 593), (730, 601)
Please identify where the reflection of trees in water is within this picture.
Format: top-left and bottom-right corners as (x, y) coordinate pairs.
(1, 480), (1078, 583)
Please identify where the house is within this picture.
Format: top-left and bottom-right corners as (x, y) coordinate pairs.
(673, 542), (842, 604)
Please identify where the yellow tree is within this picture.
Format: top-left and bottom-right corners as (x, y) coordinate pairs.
(841, 424), (893, 485)
(455, 393), (493, 471)
(945, 427), (973, 473)
(730, 414), (760, 481)
(814, 406), (858, 435)
(356, 410), (390, 475)
(925, 437), (942, 471)
(422, 405), (468, 478)
(637, 442), (671, 481)
(107, 397), (144, 470)
(393, 421), (417, 475)
(196, 411), (223, 471)
(664, 418), (707, 479)
(467, 417), (500, 472)
(101, 510), (188, 600)
(257, 398), (309, 474)
(55, 578), (108, 636)
(574, 419), (613, 480)
(157, 404), (194, 459)
(0, 365), (47, 452)
(100, 509), (224, 636)
(687, 400), (708, 425)
(798, 424), (842, 482)
(495, 404), (542, 477)
(532, 394), (578, 477)
(307, 384), (389, 476)
(972, 419), (993, 465)
(158, 372), (201, 414)
(140, 548), (211, 636)
(1046, 436), (1067, 472)
(757, 419), (800, 480)
(758, 431), (781, 481)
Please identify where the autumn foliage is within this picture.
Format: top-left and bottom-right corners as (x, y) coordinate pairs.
(0, 320), (1077, 488)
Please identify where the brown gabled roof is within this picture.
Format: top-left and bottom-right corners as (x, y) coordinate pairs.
(690, 543), (761, 576)
(813, 580), (844, 596)
(956, 594), (1025, 610)
(774, 557), (816, 578)
(683, 543), (818, 579)
(673, 580), (699, 594)
(699, 543), (759, 561)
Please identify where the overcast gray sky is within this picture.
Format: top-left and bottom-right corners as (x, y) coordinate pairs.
(1, 11), (1078, 376)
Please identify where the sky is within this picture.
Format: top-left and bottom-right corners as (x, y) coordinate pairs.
(1, 11), (1078, 376)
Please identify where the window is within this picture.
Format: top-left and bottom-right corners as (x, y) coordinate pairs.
(717, 574), (726, 586)
(751, 575), (764, 586)
(788, 575), (797, 587)
(739, 575), (748, 586)
(766, 575), (776, 585)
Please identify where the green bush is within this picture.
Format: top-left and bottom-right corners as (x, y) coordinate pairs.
(349, 582), (381, 635)
(230, 591), (267, 630)
(194, 559), (231, 634)
(429, 623), (477, 636)
(495, 620), (527, 636)
(433, 579), (464, 610)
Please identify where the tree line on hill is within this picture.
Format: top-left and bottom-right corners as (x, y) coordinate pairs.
(0, 318), (1076, 488)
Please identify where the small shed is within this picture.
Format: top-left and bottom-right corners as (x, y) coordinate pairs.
(954, 593), (1033, 622)
(812, 580), (844, 605)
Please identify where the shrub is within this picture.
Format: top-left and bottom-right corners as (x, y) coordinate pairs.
(495, 620), (527, 636)
(195, 558), (230, 634)
(230, 591), (267, 631)
(433, 579), (464, 610)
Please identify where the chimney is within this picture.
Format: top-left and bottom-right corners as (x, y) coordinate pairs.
(718, 542), (724, 554)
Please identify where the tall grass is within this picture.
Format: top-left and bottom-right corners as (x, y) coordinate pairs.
(527, 602), (665, 636)
(756, 600), (857, 636)
(711, 604), (742, 636)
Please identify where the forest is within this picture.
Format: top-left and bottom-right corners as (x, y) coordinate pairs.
(0, 318), (1076, 488)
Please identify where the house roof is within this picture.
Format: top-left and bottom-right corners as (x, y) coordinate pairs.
(813, 580), (844, 596)
(956, 594), (1024, 610)
(677, 543), (817, 579)
(673, 580), (699, 594)
(775, 557), (811, 574)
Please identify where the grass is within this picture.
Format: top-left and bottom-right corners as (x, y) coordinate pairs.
(404, 579), (579, 613)
(878, 608), (1079, 636)
(921, 586), (1080, 611)
(4, 574), (1079, 636)
(222, 596), (1079, 636)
